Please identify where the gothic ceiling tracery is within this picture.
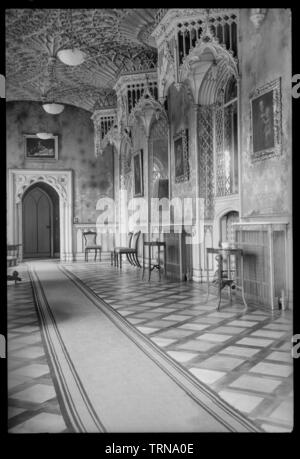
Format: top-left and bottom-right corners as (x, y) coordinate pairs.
(6, 8), (159, 112)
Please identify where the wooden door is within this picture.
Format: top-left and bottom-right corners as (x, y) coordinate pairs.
(23, 187), (52, 258)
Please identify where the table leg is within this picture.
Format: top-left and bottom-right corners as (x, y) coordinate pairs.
(164, 244), (167, 278)
(206, 251), (209, 303)
(148, 244), (151, 281)
(158, 244), (161, 281)
(142, 244), (145, 279)
(217, 255), (222, 311)
(241, 254), (248, 309)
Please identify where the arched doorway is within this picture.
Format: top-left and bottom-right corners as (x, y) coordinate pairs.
(22, 182), (60, 259)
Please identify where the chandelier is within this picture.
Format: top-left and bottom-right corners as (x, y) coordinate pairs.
(57, 10), (85, 66)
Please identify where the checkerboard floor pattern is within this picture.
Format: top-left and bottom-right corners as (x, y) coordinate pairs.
(7, 260), (293, 432)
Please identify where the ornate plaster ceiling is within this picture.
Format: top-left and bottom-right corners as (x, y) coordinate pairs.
(6, 8), (159, 112)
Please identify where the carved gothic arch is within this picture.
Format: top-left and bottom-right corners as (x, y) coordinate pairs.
(198, 57), (239, 106)
(178, 36), (239, 105)
(128, 87), (169, 137)
(8, 169), (73, 262)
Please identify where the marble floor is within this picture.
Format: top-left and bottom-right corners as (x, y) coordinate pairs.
(7, 260), (293, 433)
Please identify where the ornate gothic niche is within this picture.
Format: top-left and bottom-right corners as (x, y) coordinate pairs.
(128, 85), (168, 138)
(91, 107), (117, 157)
(179, 32), (238, 105)
(114, 70), (158, 131)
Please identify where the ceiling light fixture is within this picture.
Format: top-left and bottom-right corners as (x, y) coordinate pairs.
(57, 48), (85, 66)
(36, 132), (53, 140)
(42, 102), (65, 115)
(57, 9), (85, 66)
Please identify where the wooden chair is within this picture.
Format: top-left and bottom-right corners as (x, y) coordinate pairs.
(83, 231), (102, 261)
(112, 230), (141, 269)
(7, 244), (22, 283)
(7, 244), (21, 268)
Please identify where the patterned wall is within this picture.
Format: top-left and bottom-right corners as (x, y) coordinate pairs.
(6, 101), (114, 224)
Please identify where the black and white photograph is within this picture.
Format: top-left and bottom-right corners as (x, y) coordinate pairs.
(3, 7), (297, 441)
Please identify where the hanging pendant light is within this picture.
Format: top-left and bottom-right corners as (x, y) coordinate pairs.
(36, 107), (53, 139)
(36, 132), (53, 139)
(57, 48), (85, 66)
(57, 9), (85, 66)
(42, 102), (65, 114)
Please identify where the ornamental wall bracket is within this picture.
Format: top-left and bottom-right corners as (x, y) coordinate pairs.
(91, 108), (117, 157)
(101, 125), (122, 155)
(250, 8), (267, 29)
(128, 86), (169, 137)
(158, 40), (176, 100)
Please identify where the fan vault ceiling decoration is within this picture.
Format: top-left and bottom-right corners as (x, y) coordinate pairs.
(6, 8), (159, 112)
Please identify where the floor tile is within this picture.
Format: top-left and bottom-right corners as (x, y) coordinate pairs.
(249, 362), (292, 377)
(10, 384), (57, 404)
(136, 326), (159, 334)
(150, 337), (178, 347)
(228, 320), (258, 328)
(229, 375), (281, 393)
(196, 333), (231, 343)
(218, 346), (261, 358)
(198, 355), (244, 371)
(190, 368), (226, 384)
(167, 351), (199, 363)
(251, 330), (287, 339)
(236, 337), (274, 347)
(266, 351), (292, 362)
(213, 326), (246, 335)
(156, 328), (195, 339)
(261, 423), (292, 433)
(9, 412), (66, 433)
(13, 346), (45, 359)
(9, 364), (50, 379)
(178, 340), (218, 352)
(178, 323), (210, 331)
(8, 406), (26, 419)
(218, 390), (263, 414)
(269, 401), (293, 423)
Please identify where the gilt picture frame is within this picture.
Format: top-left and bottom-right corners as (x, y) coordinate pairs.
(24, 134), (58, 160)
(174, 129), (189, 183)
(133, 149), (143, 197)
(250, 77), (282, 161)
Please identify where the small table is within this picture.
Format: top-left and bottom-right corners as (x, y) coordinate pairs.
(206, 247), (248, 310)
(143, 241), (167, 281)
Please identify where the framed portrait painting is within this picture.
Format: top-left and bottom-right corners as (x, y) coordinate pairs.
(24, 134), (58, 160)
(133, 149), (143, 197)
(250, 78), (282, 161)
(174, 129), (189, 183)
